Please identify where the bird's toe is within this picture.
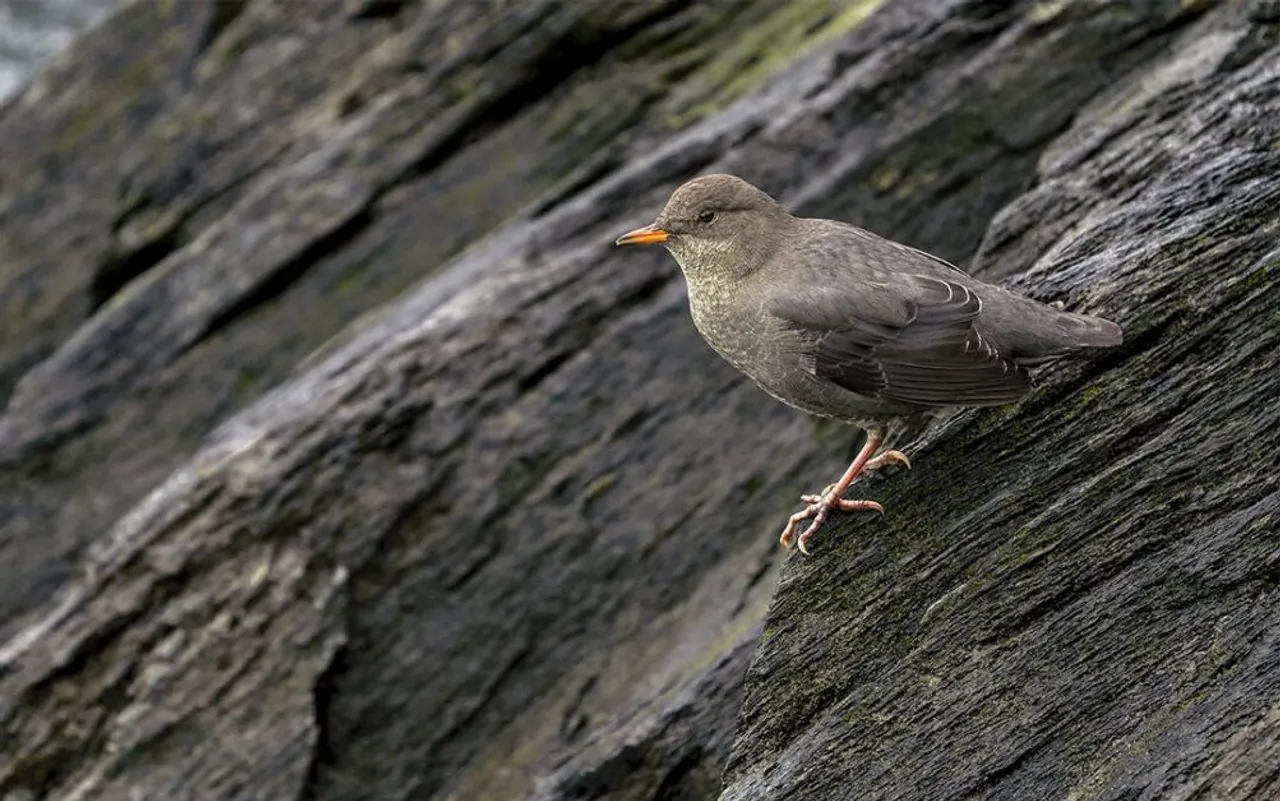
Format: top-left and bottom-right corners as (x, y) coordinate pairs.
(833, 498), (884, 515)
(865, 449), (911, 472)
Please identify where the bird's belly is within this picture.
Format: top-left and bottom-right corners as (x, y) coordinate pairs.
(748, 363), (879, 422)
(744, 361), (942, 446)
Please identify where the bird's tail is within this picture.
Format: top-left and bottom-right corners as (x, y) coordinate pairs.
(1059, 310), (1123, 347)
(982, 284), (1123, 366)
(1010, 309), (1123, 367)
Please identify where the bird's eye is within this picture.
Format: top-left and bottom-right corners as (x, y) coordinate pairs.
(698, 209), (716, 224)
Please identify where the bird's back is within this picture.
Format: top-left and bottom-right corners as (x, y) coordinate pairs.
(786, 218), (1122, 364)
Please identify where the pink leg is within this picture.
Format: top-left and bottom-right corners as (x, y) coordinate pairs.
(799, 449), (911, 504)
(779, 433), (907, 555)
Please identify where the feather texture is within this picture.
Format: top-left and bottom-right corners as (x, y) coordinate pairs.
(772, 276), (1032, 409)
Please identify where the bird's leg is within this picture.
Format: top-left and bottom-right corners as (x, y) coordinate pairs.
(800, 449), (911, 503)
(780, 432), (898, 555)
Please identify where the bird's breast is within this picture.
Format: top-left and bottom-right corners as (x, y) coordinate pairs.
(687, 288), (770, 373)
(689, 292), (820, 401)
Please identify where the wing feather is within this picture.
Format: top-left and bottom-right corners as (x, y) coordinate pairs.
(772, 276), (1031, 409)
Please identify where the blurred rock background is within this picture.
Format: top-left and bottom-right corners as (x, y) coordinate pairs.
(0, 2), (1277, 800)
(0, 0), (114, 100)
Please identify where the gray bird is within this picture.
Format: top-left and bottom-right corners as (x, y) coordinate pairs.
(615, 174), (1122, 554)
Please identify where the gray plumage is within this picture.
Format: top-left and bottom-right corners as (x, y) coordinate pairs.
(615, 173), (1122, 552)
(622, 174), (1121, 440)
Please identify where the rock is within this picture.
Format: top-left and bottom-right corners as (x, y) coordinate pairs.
(1, 0), (1276, 800)
(726, 7), (1280, 800)
(0, 0), (115, 101)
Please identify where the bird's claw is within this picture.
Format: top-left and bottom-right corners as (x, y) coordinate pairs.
(779, 494), (884, 555)
(866, 449), (911, 472)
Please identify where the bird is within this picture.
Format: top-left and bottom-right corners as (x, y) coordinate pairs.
(615, 174), (1122, 554)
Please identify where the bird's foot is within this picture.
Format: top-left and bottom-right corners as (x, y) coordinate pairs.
(779, 494), (884, 555)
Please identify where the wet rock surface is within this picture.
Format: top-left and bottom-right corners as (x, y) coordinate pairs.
(0, 1), (1276, 799)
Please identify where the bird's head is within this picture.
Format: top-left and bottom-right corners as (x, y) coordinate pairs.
(615, 174), (792, 283)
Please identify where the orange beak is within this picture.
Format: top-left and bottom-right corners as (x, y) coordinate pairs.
(615, 224), (669, 246)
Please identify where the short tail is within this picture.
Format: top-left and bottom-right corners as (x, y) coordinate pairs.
(979, 283), (1123, 365)
(1062, 311), (1123, 347)
(1010, 311), (1122, 367)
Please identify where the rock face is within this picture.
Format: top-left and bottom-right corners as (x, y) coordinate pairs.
(0, 0), (115, 101)
(0, 1), (1276, 800)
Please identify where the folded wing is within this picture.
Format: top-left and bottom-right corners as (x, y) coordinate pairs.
(771, 275), (1032, 409)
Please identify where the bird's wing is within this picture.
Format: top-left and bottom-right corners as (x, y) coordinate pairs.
(769, 274), (1032, 408)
